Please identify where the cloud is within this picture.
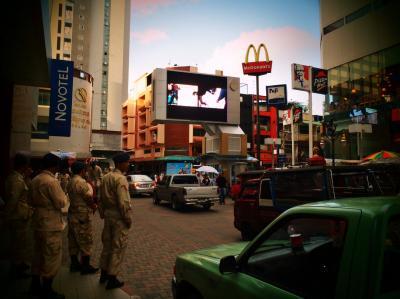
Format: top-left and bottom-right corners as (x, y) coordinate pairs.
(200, 27), (325, 114)
(131, 0), (176, 15)
(132, 28), (168, 45)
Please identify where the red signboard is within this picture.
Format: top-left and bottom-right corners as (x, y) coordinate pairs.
(242, 61), (272, 75)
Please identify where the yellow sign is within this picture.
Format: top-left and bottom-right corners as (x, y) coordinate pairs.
(243, 43), (272, 75)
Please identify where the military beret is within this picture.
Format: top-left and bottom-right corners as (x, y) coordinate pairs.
(71, 161), (86, 174)
(42, 153), (60, 169)
(113, 152), (130, 164)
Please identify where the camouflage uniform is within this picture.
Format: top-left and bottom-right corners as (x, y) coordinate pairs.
(30, 170), (68, 278)
(58, 173), (71, 195)
(67, 174), (95, 256)
(87, 165), (102, 196)
(99, 169), (132, 276)
(4, 170), (32, 265)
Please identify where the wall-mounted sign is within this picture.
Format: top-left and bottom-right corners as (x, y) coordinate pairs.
(49, 59), (74, 136)
(242, 44), (272, 75)
(311, 68), (328, 94)
(282, 109), (292, 126)
(266, 84), (287, 108)
(291, 63), (310, 91)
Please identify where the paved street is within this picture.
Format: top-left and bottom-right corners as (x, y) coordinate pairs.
(89, 197), (242, 299)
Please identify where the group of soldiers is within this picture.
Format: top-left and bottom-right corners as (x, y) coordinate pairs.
(3, 151), (132, 299)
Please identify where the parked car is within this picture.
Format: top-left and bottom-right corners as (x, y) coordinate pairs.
(153, 174), (219, 210)
(172, 196), (400, 299)
(126, 174), (155, 196)
(234, 165), (399, 240)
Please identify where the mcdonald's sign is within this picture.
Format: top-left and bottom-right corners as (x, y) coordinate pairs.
(242, 44), (272, 75)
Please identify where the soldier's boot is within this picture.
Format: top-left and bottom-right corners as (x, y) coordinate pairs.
(106, 275), (124, 290)
(69, 255), (81, 272)
(80, 255), (98, 275)
(99, 269), (109, 284)
(41, 277), (65, 299)
(29, 275), (41, 297)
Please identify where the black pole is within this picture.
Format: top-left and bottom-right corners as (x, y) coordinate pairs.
(256, 75), (261, 164)
(332, 137), (335, 167)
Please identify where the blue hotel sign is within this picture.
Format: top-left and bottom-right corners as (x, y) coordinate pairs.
(48, 59), (74, 136)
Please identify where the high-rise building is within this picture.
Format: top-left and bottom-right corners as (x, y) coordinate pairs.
(50, 0), (131, 156)
(320, 0), (400, 160)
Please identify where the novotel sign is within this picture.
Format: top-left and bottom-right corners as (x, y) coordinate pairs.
(48, 59), (74, 137)
(242, 44), (272, 75)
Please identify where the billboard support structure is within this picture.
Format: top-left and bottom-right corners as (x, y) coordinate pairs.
(243, 44), (272, 165)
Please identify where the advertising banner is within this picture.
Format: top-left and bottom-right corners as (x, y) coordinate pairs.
(293, 107), (303, 123)
(282, 109), (292, 125)
(291, 63), (310, 91)
(49, 71), (93, 158)
(311, 68), (328, 94)
(266, 84), (287, 108)
(49, 59), (74, 136)
(166, 162), (192, 175)
(242, 44), (272, 75)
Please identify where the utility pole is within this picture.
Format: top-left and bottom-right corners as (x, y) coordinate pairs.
(256, 75), (261, 163)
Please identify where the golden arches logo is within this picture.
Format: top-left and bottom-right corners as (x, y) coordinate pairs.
(242, 43), (272, 75)
(244, 43), (270, 63)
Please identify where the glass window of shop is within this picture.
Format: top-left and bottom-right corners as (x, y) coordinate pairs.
(326, 44), (400, 114)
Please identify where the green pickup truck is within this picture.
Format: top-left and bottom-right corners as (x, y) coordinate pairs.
(172, 197), (400, 299)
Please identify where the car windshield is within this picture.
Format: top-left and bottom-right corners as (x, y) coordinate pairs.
(172, 175), (199, 184)
(132, 175), (152, 182)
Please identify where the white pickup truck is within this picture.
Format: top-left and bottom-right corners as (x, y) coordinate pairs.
(153, 174), (219, 210)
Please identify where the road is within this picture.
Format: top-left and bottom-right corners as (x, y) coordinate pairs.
(89, 197), (242, 299)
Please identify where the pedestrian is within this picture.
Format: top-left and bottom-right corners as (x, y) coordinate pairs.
(57, 158), (71, 195)
(30, 153), (68, 299)
(216, 172), (227, 205)
(4, 152), (33, 278)
(98, 152), (132, 290)
(202, 174), (211, 186)
(87, 159), (103, 198)
(67, 161), (98, 275)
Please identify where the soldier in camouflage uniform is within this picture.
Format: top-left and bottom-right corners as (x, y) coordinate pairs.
(4, 152), (33, 278)
(30, 153), (68, 299)
(99, 152), (132, 290)
(67, 161), (98, 274)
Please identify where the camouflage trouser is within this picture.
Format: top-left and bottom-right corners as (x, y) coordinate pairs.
(31, 230), (63, 278)
(68, 212), (93, 256)
(100, 217), (129, 276)
(8, 219), (30, 264)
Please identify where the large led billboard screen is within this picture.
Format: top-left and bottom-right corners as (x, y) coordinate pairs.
(152, 68), (240, 124)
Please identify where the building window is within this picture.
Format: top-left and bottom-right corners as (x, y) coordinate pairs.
(38, 89), (50, 106)
(144, 149), (151, 154)
(58, 3), (63, 17)
(57, 37), (61, 50)
(57, 20), (62, 34)
(155, 148), (161, 153)
(63, 53), (71, 59)
(323, 18), (344, 35)
(345, 4), (371, 24)
(56, 53), (60, 59)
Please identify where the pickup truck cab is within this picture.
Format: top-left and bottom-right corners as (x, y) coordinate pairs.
(173, 196), (400, 299)
(234, 165), (399, 240)
(153, 174), (219, 210)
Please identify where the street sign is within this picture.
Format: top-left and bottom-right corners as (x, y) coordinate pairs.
(264, 138), (281, 145)
(242, 44), (272, 75)
(348, 123), (372, 133)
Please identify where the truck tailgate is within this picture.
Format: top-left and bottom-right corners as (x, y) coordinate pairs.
(184, 186), (219, 198)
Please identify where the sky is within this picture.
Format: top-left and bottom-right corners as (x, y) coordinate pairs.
(130, 0), (325, 115)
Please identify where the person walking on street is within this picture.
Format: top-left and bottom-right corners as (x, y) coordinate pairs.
(67, 161), (98, 275)
(99, 152), (132, 290)
(87, 159), (103, 197)
(216, 172), (227, 205)
(30, 153), (68, 299)
(4, 152), (33, 279)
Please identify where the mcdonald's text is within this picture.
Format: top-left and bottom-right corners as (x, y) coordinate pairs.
(242, 61), (272, 75)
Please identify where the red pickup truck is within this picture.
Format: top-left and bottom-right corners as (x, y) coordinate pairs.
(234, 165), (399, 240)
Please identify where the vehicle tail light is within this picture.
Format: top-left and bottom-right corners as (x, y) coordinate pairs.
(133, 182), (140, 188)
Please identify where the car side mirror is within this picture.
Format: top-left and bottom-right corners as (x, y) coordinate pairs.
(219, 256), (238, 274)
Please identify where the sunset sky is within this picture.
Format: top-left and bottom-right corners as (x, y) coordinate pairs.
(130, 0), (324, 114)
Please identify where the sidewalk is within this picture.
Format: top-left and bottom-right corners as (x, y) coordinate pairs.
(0, 260), (133, 299)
